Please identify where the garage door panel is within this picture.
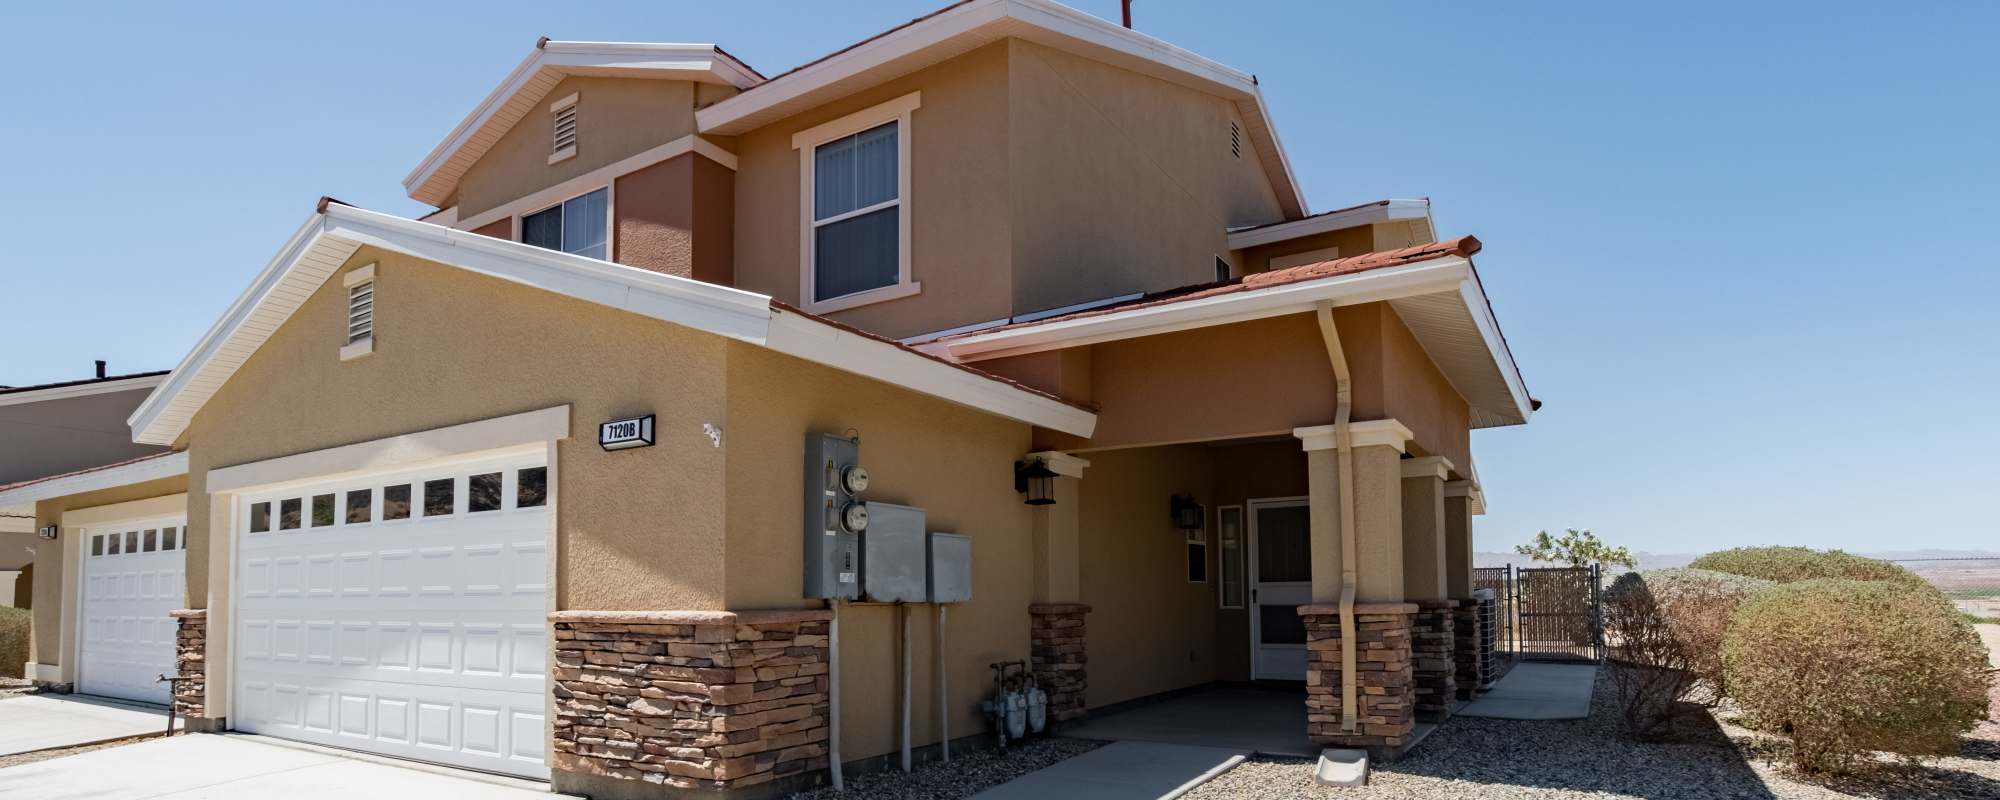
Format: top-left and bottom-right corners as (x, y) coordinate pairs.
(79, 517), (186, 705)
(234, 453), (549, 779)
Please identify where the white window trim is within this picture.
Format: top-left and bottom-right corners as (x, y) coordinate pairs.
(453, 134), (736, 239)
(792, 91), (921, 315)
(520, 186), (615, 261)
(549, 92), (579, 165)
(1217, 504), (1245, 609)
(340, 263), (375, 361)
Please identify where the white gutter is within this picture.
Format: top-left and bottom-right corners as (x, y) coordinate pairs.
(1226, 199), (1432, 251)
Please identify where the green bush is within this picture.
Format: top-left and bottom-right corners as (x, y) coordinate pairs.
(0, 607), (27, 680)
(1603, 572), (1695, 739)
(1639, 568), (1772, 703)
(1689, 546), (1928, 589)
(1721, 579), (1989, 774)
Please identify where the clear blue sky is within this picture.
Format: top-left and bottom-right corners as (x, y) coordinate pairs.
(2, 2), (1994, 556)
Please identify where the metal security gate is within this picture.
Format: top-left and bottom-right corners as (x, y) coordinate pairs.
(1514, 564), (1602, 662)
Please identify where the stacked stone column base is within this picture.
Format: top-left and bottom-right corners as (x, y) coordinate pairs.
(169, 609), (208, 721)
(1411, 600), (1457, 721)
(550, 609), (831, 798)
(1300, 603), (1415, 749)
(1451, 597), (1484, 700)
(1028, 603), (1090, 722)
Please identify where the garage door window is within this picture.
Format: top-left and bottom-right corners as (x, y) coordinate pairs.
(163, 526), (178, 550)
(346, 490), (371, 523)
(517, 467), (547, 508)
(251, 502), (271, 533)
(424, 478), (454, 517)
(383, 484), (412, 520)
(312, 494), (336, 527)
(280, 498), (301, 530)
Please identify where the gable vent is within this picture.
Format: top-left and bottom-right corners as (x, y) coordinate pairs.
(1230, 121), (1241, 158)
(347, 280), (374, 344)
(553, 105), (578, 153)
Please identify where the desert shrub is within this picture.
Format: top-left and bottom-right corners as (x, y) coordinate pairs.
(0, 607), (27, 680)
(1603, 572), (1694, 739)
(1639, 568), (1772, 703)
(1722, 578), (1989, 774)
(1689, 546), (1928, 589)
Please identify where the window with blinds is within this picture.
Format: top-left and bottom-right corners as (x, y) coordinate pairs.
(811, 121), (900, 302)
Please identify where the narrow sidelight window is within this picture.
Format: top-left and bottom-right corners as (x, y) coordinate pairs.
(1217, 507), (1244, 608)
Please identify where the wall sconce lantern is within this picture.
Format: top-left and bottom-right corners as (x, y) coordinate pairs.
(1014, 459), (1058, 506)
(1170, 494), (1204, 530)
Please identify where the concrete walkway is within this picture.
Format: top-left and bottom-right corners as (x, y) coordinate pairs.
(1456, 662), (1597, 720)
(971, 741), (1248, 800)
(1059, 687), (1319, 757)
(0, 694), (176, 756)
(0, 733), (563, 799)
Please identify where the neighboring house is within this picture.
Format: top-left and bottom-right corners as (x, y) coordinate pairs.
(7, 1), (1534, 795)
(0, 366), (169, 608)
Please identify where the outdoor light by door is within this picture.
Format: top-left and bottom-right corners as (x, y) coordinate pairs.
(1170, 494), (1204, 530)
(1014, 459), (1058, 506)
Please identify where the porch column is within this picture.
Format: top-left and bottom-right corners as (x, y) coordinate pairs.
(1402, 457), (1456, 720)
(1025, 451), (1091, 722)
(1293, 420), (1417, 753)
(1443, 480), (1489, 696)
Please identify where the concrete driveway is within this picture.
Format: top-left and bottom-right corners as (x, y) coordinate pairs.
(0, 695), (174, 756)
(0, 734), (564, 799)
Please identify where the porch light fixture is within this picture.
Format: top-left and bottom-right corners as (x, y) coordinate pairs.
(1170, 494), (1204, 530)
(1014, 459), (1058, 506)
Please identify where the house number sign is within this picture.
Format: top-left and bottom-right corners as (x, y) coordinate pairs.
(600, 414), (656, 451)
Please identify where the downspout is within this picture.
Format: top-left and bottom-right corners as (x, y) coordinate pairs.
(1313, 300), (1361, 733)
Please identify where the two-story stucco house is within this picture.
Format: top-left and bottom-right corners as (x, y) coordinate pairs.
(5, 1), (1534, 796)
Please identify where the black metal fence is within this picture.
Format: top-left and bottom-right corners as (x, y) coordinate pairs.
(1473, 563), (1605, 664)
(1891, 557), (2000, 620)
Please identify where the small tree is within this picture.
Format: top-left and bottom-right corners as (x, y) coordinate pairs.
(1516, 528), (1637, 570)
(1603, 573), (1694, 740)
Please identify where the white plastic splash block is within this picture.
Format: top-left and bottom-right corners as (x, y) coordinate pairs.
(1314, 747), (1369, 787)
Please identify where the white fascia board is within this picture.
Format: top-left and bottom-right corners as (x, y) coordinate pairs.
(942, 257), (1473, 362)
(129, 211), (329, 442)
(0, 452), (187, 507)
(765, 310), (1097, 438)
(403, 41), (760, 201)
(0, 374), (167, 408)
(1458, 275), (1533, 424)
(1226, 200), (1432, 251)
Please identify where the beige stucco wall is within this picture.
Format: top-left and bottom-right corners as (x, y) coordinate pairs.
(181, 246), (731, 613)
(722, 340), (1037, 762)
(732, 42), (1014, 340)
(1076, 445), (1220, 708)
(1007, 39), (1284, 315)
(456, 75), (701, 219)
(28, 476), (186, 666)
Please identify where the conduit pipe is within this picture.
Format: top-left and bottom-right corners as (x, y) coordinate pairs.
(828, 599), (844, 790)
(936, 605), (950, 762)
(900, 604), (912, 773)
(1314, 300), (1361, 733)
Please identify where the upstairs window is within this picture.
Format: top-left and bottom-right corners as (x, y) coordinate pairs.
(793, 92), (921, 313)
(549, 93), (578, 164)
(522, 188), (608, 260)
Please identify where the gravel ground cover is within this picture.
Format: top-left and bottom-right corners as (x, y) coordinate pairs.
(787, 737), (1101, 800)
(0, 678), (34, 699)
(1186, 669), (2000, 800)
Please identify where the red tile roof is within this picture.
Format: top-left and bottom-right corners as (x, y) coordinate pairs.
(944, 236), (1482, 338)
(0, 370), (169, 397)
(0, 451), (180, 495)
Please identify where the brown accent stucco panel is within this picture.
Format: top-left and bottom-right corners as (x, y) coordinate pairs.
(722, 340), (1034, 763)
(182, 247), (731, 613)
(1239, 225), (1375, 275)
(457, 75), (699, 219)
(29, 475), (187, 662)
(612, 152), (735, 284)
(469, 217), (512, 240)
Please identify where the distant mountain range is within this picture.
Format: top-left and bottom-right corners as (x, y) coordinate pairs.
(1473, 549), (2000, 571)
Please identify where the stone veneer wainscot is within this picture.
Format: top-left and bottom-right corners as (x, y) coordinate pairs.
(550, 608), (831, 798)
(1411, 599), (1457, 720)
(1300, 602), (1416, 749)
(1027, 603), (1090, 722)
(170, 609), (208, 722)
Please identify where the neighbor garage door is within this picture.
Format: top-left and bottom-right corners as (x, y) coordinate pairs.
(232, 451), (551, 778)
(80, 515), (187, 704)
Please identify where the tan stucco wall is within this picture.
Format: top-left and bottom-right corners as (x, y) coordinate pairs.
(28, 476), (186, 665)
(1077, 445), (1220, 708)
(721, 340), (1036, 762)
(732, 42), (1014, 340)
(181, 247), (731, 613)
(1008, 39), (1283, 316)
(457, 75), (700, 219)
(1373, 306), (1472, 476)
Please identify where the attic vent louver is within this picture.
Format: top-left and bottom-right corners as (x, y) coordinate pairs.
(1230, 121), (1241, 158)
(550, 93), (579, 160)
(347, 280), (374, 344)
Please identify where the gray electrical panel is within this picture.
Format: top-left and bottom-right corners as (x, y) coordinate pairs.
(927, 532), (972, 603)
(860, 503), (928, 603)
(803, 432), (862, 599)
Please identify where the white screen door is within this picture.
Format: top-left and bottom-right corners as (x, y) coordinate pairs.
(1248, 500), (1311, 681)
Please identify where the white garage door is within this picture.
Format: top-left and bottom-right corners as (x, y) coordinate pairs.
(80, 516), (187, 704)
(233, 451), (551, 778)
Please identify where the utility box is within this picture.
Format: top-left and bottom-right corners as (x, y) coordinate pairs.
(803, 432), (862, 600)
(859, 503), (928, 603)
(927, 532), (972, 603)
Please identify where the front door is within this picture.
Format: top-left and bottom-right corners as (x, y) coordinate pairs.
(1248, 499), (1311, 681)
